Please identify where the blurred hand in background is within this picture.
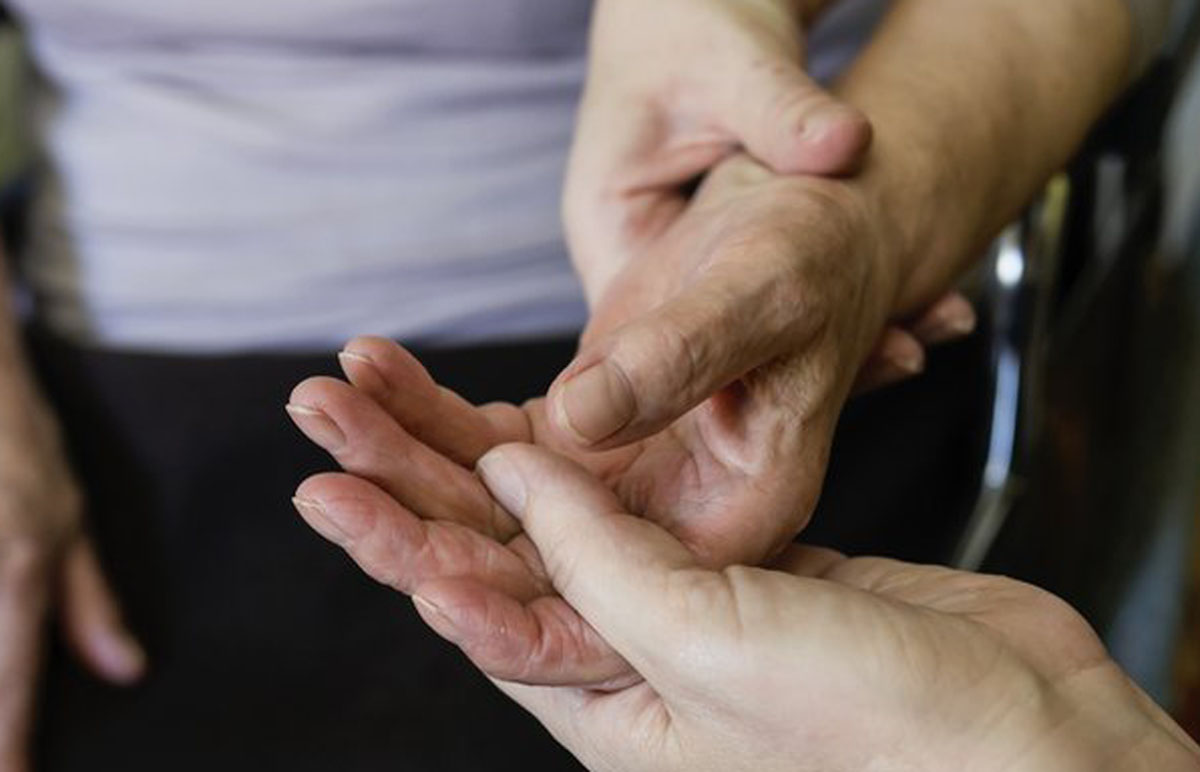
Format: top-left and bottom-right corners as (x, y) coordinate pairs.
(0, 384), (144, 772)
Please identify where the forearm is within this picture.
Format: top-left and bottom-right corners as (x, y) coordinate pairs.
(835, 0), (1135, 314)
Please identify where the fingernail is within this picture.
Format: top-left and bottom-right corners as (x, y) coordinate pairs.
(921, 314), (977, 345)
(476, 452), (527, 518)
(292, 495), (350, 544)
(285, 403), (346, 449)
(413, 595), (461, 643)
(338, 350), (374, 367)
(555, 362), (636, 445)
(338, 349), (390, 394)
(799, 110), (842, 144)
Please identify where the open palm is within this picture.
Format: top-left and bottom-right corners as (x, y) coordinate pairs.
(289, 332), (806, 689)
(287, 158), (890, 686)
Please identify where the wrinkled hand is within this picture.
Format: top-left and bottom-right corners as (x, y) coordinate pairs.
(0, 399), (143, 772)
(555, 154), (904, 560)
(568, 0), (974, 394)
(287, 156), (927, 686)
(311, 443), (1200, 772)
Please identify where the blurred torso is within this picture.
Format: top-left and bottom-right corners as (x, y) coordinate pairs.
(4, 0), (882, 352)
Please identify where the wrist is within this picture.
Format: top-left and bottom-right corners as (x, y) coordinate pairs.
(793, 174), (906, 369)
(823, 170), (910, 326)
(849, 130), (965, 319)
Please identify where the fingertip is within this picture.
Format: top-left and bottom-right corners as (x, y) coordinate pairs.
(89, 630), (147, 685)
(286, 375), (345, 411)
(475, 446), (529, 520)
(412, 593), (464, 645)
(342, 336), (431, 384)
(292, 473), (391, 545)
(782, 107), (873, 176)
(550, 361), (637, 448)
(476, 443), (625, 535)
(912, 294), (978, 345)
(292, 494), (347, 546)
(882, 334), (926, 376)
(342, 334), (395, 355)
(59, 540), (147, 686)
(293, 470), (350, 502)
(337, 348), (375, 377)
(853, 328), (926, 395)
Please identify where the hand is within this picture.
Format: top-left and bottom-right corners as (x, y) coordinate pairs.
(287, 156), (930, 686)
(566, 0), (870, 301)
(568, 0), (973, 395)
(431, 444), (1200, 772)
(0, 398), (144, 772)
(853, 290), (976, 394)
(557, 153), (907, 558)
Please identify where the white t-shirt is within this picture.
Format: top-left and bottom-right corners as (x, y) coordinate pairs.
(5, 0), (886, 352)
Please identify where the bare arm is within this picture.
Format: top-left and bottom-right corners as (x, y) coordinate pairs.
(837, 0), (1144, 313)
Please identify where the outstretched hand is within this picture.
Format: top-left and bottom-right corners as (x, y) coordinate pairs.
(290, 336), (669, 688)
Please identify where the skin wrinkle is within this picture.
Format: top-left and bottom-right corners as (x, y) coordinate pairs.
(474, 593), (533, 677)
(999, 670), (1165, 772)
(525, 596), (602, 683)
(810, 568), (1109, 769)
(503, 532), (552, 589)
(616, 691), (680, 772)
(664, 567), (747, 687)
(476, 592), (599, 684)
(985, 677), (1090, 772)
(966, 682), (1062, 772)
(408, 522), (495, 596)
(681, 393), (814, 548)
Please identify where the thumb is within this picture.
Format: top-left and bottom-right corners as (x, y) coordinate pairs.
(59, 538), (146, 685)
(474, 444), (697, 682)
(723, 55), (871, 176)
(549, 274), (802, 449)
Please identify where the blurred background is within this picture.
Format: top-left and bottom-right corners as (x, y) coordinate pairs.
(0, 0), (1198, 742)
(972, 0), (1200, 736)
